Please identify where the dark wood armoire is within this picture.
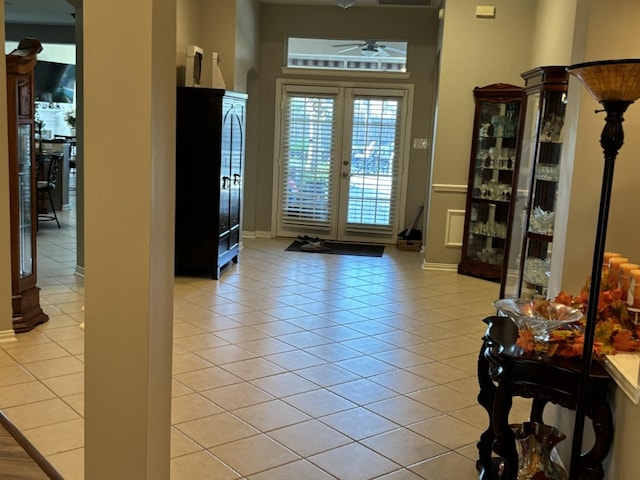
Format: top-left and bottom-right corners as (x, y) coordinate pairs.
(175, 87), (247, 279)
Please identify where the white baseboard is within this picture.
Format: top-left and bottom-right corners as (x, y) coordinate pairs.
(0, 329), (17, 343)
(422, 260), (458, 272)
(243, 230), (273, 239)
(75, 265), (85, 277)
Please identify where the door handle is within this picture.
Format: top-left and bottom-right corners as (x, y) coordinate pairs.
(233, 173), (240, 185)
(342, 172), (351, 178)
(222, 176), (230, 189)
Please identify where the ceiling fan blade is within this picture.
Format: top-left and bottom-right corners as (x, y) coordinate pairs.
(384, 46), (406, 55)
(338, 46), (360, 54)
(332, 43), (365, 48)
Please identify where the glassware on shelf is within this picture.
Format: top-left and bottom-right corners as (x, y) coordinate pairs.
(529, 207), (555, 235)
(523, 256), (551, 286)
(535, 164), (560, 181)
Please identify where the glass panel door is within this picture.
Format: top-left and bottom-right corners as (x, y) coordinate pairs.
(18, 123), (33, 278)
(276, 84), (408, 243)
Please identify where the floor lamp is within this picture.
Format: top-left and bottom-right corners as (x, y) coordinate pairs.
(567, 59), (640, 479)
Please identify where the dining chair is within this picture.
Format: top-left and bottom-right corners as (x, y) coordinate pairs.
(37, 153), (62, 228)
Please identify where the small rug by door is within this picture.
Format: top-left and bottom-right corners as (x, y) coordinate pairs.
(285, 240), (385, 257)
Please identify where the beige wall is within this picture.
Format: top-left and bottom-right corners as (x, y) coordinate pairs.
(252, 4), (438, 236)
(426, 0), (536, 267)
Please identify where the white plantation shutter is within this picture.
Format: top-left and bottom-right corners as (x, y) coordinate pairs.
(279, 87), (339, 231)
(345, 92), (404, 234)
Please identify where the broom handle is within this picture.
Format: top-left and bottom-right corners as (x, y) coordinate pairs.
(406, 203), (424, 235)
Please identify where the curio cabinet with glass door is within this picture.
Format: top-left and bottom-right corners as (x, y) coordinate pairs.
(500, 66), (569, 299)
(458, 84), (524, 281)
(6, 38), (48, 332)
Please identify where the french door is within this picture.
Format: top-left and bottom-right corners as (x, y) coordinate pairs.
(274, 83), (410, 244)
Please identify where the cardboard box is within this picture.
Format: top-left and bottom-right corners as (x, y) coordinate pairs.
(396, 239), (422, 251)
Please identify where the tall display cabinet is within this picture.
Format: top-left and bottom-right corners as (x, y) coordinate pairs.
(6, 38), (49, 332)
(500, 66), (569, 299)
(175, 87), (247, 280)
(458, 84), (524, 281)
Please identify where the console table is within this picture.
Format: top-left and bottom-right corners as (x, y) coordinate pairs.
(476, 315), (614, 480)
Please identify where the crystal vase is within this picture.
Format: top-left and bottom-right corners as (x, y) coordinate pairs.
(510, 422), (568, 480)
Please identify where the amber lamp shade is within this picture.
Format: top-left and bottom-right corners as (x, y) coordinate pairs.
(568, 59), (640, 103)
(566, 58), (640, 480)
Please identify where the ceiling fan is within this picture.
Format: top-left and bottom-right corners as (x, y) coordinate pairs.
(332, 40), (406, 57)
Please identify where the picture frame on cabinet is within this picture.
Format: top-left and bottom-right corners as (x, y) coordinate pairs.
(184, 44), (203, 87)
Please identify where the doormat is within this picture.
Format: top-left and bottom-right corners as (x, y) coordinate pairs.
(285, 240), (384, 257)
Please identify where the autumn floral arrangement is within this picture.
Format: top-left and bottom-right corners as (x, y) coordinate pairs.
(516, 271), (640, 358)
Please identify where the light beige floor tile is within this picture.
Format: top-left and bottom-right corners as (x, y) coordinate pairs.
(408, 384), (476, 413)
(235, 337), (296, 356)
(41, 372), (84, 397)
(264, 349), (326, 370)
(409, 451), (478, 479)
(202, 382), (274, 410)
(0, 364), (35, 387)
(171, 351), (215, 375)
(47, 447), (84, 480)
(40, 325), (84, 343)
(320, 407), (398, 440)
(175, 412), (259, 448)
(25, 417), (84, 456)
(303, 343), (361, 362)
(63, 393), (84, 416)
(170, 427), (202, 458)
(171, 393), (223, 424)
(376, 468), (426, 479)
(22, 355), (84, 380)
(308, 442), (399, 480)
(295, 363), (361, 387)
(409, 414), (484, 450)
(248, 459), (335, 480)
(406, 361), (471, 385)
(367, 396), (442, 425)
(173, 366), (242, 392)
(3, 398), (80, 430)
(250, 372), (319, 398)
(232, 399), (311, 432)
(170, 450), (240, 480)
(0, 349), (19, 367)
(283, 388), (357, 417)
(0, 380), (56, 408)
(209, 434), (300, 477)
(372, 348), (431, 369)
(369, 369), (436, 394)
(328, 378), (397, 405)
(4, 343), (71, 363)
(173, 332), (229, 351)
(195, 344), (257, 365)
(268, 419), (351, 457)
(221, 357), (286, 380)
(362, 427), (448, 465)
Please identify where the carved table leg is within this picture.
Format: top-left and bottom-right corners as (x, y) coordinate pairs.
(492, 380), (518, 480)
(477, 343), (497, 479)
(575, 402), (613, 480)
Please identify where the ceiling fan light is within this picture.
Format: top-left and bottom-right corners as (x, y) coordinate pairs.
(336, 0), (355, 9)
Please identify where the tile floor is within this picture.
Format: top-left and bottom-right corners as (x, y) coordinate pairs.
(1, 204), (532, 479)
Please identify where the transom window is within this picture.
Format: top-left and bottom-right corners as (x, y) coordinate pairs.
(286, 37), (408, 73)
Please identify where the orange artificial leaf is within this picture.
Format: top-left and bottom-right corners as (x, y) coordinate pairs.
(612, 330), (640, 352)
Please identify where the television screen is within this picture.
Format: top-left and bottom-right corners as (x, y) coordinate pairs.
(34, 61), (76, 103)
